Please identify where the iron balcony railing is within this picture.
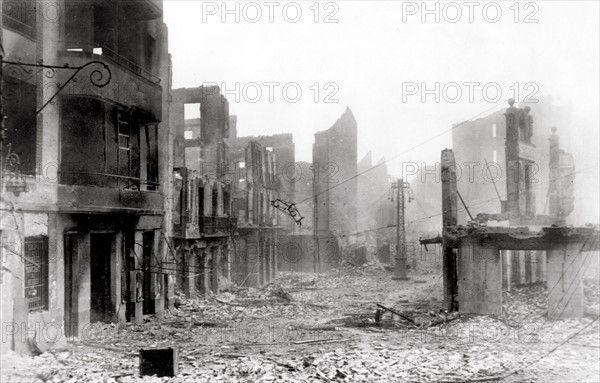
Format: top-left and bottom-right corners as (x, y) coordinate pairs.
(60, 41), (161, 85)
(199, 216), (237, 235)
(59, 170), (159, 190)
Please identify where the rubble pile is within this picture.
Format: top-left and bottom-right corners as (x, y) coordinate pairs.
(1, 270), (598, 383)
(502, 285), (548, 325)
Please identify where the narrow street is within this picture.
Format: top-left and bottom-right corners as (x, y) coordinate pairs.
(3, 267), (598, 383)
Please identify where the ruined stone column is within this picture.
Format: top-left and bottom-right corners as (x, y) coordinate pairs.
(273, 231), (279, 279)
(184, 250), (196, 298)
(132, 231), (144, 325)
(245, 232), (261, 287)
(457, 239), (502, 315)
(501, 250), (511, 290)
(198, 249), (208, 295)
(211, 247), (219, 293)
(537, 251), (547, 282)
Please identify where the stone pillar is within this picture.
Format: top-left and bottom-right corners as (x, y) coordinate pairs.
(230, 239), (245, 286)
(112, 232), (125, 324)
(259, 233), (265, 286)
(537, 251), (546, 282)
(132, 231), (144, 325)
(501, 250), (511, 290)
(457, 240), (502, 315)
(272, 232), (279, 279)
(518, 251), (526, 284)
(525, 251), (535, 284)
(210, 247), (219, 293)
(547, 244), (584, 319)
(152, 230), (163, 319)
(197, 250), (207, 295)
(265, 234), (272, 283)
(183, 250), (196, 298)
(246, 232), (261, 287)
(76, 231), (92, 334)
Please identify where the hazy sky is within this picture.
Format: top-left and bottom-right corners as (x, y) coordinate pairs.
(164, 0), (599, 222)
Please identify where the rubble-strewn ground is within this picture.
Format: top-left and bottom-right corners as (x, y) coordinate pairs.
(2, 268), (599, 383)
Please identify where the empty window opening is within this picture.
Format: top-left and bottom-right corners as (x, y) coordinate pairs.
(184, 103), (201, 120)
(184, 131), (193, 140)
(212, 187), (219, 216)
(492, 123), (497, 138)
(238, 162), (246, 182)
(25, 236), (49, 312)
(142, 231), (155, 315)
(199, 186), (205, 218)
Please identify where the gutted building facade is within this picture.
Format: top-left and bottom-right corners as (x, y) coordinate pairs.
(169, 86), (236, 296)
(450, 97), (577, 288)
(228, 133), (296, 232)
(229, 139), (283, 287)
(422, 100), (597, 319)
(313, 107), (358, 237)
(1, 0), (173, 352)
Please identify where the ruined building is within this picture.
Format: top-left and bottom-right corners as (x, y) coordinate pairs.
(451, 95), (572, 225)
(422, 100), (598, 319)
(313, 107), (358, 237)
(357, 152), (391, 233)
(228, 133), (296, 232)
(1, 0), (172, 352)
(291, 161), (315, 235)
(450, 96), (578, 288)
(169, 86), (236, 296)
(228, 137), (284, 287)
(356, 152), (394, 258)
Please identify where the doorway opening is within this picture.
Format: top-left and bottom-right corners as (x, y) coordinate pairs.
(142, 231), (155, 315)
(90, 233), (115, 323)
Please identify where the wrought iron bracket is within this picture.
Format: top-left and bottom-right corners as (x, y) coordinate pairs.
(1, 59), (112, 195)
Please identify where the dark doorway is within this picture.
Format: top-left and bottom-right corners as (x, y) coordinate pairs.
(64, 233), (77, 338)
(124, 231), (136, 322)
(142, 231), (155, 314)
(90, 233), (114, 323)
(198, 186), (205, 217)
(196, 251), (206, 295)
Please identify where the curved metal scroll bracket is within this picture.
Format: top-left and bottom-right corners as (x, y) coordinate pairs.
(0, 59), (112, 196)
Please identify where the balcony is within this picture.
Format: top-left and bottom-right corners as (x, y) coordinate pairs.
(200, 216), (238, 236)
(58, 44), (162, 121)
(57, 183), (163, 215)
(174, 216), (237, 239)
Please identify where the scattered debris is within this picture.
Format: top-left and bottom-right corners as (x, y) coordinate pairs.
(2, 270), (598, 383)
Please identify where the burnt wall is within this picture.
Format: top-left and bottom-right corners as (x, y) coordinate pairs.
(313, 107), (358, 236)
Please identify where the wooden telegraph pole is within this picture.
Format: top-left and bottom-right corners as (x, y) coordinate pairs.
(441, 149), (459, 311)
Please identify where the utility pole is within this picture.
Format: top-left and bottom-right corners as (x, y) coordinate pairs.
(391, 178), (410, 280)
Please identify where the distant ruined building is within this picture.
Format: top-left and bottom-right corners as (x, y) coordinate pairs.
(312, 107), (358, 237)
(450, 95), (574, 225)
